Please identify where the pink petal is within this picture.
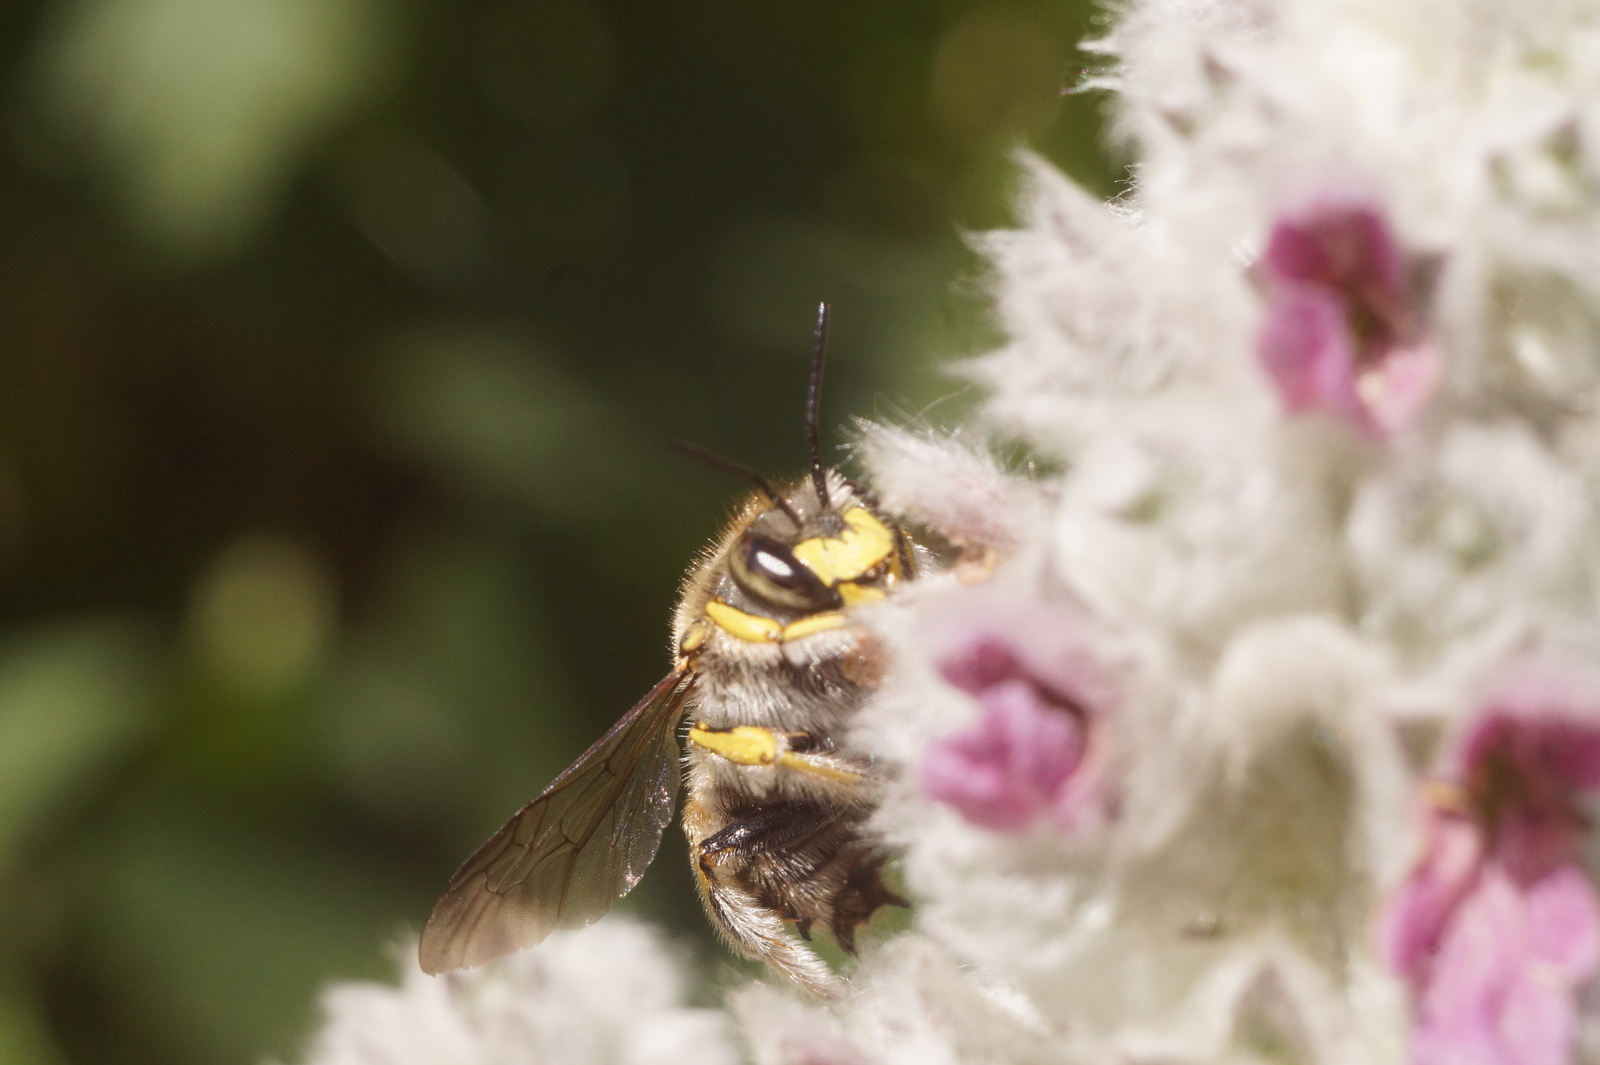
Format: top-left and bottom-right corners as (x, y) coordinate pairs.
(1495, 964), (1574, 1065)
(1256, 284), (1361, 417)
(1378, 809), (1485, 982)
(1463, 679), (1600, 794)
(923, 725), (1040, 831)
(1394, 669), (1600, 1065)
(1416, 870), (1524, 1048)
(1255, 196), (1437, 436)
(933, 603), (1112, 716)
(1437, 671), (1600, 880)
(1407, 866), (1595, 1065)
(1358, 340), (1442, 435)
(1262, 200), (1405, 295)
(925, 597), (1114, 833)
(1494, 809), (1587, 888)
(937, 636), (1020, 697)
(981, 679), (1085, 795)
(923, 681), (1089, 833)
(1523, 867), (1600, 980)
(1411, 1024), (1507, 1065)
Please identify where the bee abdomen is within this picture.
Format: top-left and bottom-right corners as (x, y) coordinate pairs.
(687, 794), (906, 990)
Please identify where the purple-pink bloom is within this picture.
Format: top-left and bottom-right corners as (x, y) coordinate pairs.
(1380, 802), (1485, 984)
(1377, 669), (1600, 1065)
(921, 601), (1111, 832)
(1254, 197), (1440, 436)
(1410, 866), (1599, 1065)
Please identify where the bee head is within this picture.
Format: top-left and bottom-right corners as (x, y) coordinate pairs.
(671, 303), (904, 653)
(728, 475), (850, 613)
(723, 472), (900, 620)
(730, 529), (839, 613)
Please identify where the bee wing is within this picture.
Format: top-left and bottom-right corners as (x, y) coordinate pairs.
(418, 668), (696, 974)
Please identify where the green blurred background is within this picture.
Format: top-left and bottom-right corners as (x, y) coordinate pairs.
(0, 1), (1116, 1061)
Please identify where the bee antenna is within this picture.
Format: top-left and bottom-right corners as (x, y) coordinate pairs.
(805, 302), (831, 508)
(669, 439), (802, 527)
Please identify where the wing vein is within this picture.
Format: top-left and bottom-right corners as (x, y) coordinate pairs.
(417, 669), (695, 974)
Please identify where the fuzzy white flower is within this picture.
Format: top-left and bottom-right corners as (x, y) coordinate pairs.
(293, 921), (735, 1065)
(296, 0), (1600, 1062)
(1348, 422), (1593, 668)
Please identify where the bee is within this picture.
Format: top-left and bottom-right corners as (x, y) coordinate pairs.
(418, 304), (915, 994)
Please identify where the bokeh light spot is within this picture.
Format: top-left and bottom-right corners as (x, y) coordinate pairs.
(187, 535), (336, 700)
(31, 0), (393, 260)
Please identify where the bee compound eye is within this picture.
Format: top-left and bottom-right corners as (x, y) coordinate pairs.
(729, 534), (839, 612)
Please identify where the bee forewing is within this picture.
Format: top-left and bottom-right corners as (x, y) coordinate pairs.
(417, 669), (696, 974)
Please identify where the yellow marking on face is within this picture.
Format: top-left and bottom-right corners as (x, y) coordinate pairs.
(779, 611), (847, 641)
(688, 723), (779, 765)
(791, 507), (895, 586)
(704, 599), (782, 643)
(836, 582), (885, 607)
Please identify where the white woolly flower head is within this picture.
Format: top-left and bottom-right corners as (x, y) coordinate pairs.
(1348, 421), (1594, 667)
(1051, 402), (1342, 658)
(857, 0), (1600, 1056)
(293, 921), (735, 1065)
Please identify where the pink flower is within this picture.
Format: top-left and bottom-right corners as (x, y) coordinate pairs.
(1381, 803), (1486, 985)
(1254, 197), (1440, 436)
(921, 602), (1111, 832)
(1377, 670), (1600, 1065)
(1410, 867), (1599, 1065)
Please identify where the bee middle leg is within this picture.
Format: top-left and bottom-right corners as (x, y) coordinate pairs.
(687, 723), (865, 788)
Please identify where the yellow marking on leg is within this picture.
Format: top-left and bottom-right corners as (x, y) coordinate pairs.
(690, 723), (865, 786)
(780, 611), (847, 641)
(680, 620), (710, 653)
(777, 750), (863, 785)
(791, 507), (895, 585)
(704, 599), (782, 643)
(689, 724), (780, 765)
(836, 582), (885, 607)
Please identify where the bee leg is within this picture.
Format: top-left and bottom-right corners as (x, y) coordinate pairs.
(687, 723), (865, 788)
(700, 806), (800, 860)
(776, 730), (869, 787)
(682, 796), (840, 997)
(828, 849), (909, 955)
